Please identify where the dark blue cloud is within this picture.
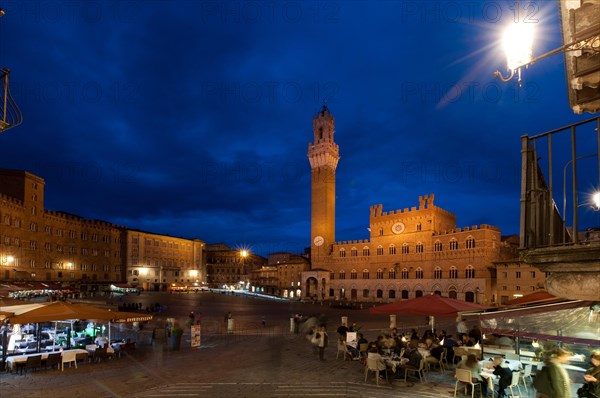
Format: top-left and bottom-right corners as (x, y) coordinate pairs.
(1, 0), (596, 256)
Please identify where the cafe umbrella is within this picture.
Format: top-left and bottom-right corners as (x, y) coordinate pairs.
(369, 293), (488, 331)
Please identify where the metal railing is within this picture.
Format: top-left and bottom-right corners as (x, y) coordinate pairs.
(0, 68), (23, 133)
(520, 116), (600, 249)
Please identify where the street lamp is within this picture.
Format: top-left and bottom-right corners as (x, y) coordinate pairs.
(494, 1), (600, 87)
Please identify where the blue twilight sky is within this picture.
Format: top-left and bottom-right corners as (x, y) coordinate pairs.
(0, 1), (598, 256)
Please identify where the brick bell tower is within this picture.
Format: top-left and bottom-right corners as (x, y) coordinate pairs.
(308, 104), (339, 262)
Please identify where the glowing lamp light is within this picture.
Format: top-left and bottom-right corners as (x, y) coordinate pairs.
(241, 250), (248, 258)
(6, 255), (14, 263)
(503, 22), (534, 71)
(189, 270), (198, 277)
(474, 342), (481, 349)
(532, 339), (540, 348)
(593, 192), (600, 210)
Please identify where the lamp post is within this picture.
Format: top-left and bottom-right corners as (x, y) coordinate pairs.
(240, 250), (249, 291)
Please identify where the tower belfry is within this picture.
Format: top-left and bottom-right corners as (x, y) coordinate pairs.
(308, 104), (339, 260)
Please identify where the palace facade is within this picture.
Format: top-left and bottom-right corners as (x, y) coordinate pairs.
(0, 169), (207, 292)
(303, 106), (515, 305)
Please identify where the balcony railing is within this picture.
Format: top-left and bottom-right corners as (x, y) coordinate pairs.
(520, 116), (600, 249)
(0, 68), (22, 133)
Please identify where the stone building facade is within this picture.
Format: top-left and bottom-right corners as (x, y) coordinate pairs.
(125, 229), (205, 291)
(205, 243), (266, 289)
(304, 107), (514, 305)
(0, 169), (125, 287)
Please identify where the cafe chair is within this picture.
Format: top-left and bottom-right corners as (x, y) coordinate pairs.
(44, 352), (62, 370)
(507, 371), (522, 397)
(427, 348), (447, 373)
(61, 350), (78, 371)
(359, 343), (369, 360)
(454, 368), (483, 398)
(336, 340), (346, 360)
(93, 347), (108, 363)
(520, 364), (533, 392)
(20, 354), (42, 375)
(404, 358), (427, 383)
(364, 357), (388, 386)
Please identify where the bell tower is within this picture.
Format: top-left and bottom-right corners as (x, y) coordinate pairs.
(308, 104), (339, 261)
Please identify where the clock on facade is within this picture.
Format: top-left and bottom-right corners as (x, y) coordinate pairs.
(313, 236), (324, 246)
(391, 222), (405, 234)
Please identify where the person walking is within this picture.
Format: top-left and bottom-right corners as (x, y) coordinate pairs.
(534, 348), (572, 398)
(315, 325), (328, 361)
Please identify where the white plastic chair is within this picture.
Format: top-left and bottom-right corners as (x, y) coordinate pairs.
(507, 370), (522, 397)
(520, 364), (533, 392)
(404, 358), (427, 383)
(61, 350), (78, 371)
(454, 368), (483, 398)
(364, 357), (387, 385)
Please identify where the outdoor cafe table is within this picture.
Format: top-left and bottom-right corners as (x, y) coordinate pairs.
(5, 349), (88, 372)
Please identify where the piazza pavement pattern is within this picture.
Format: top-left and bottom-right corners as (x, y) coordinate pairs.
(0, 322), (539, 398)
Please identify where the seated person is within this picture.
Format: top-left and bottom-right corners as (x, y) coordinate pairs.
(367, 347), (387, 378)
(94, 334), (109, 348)
(349, 332), (368, 357)
(491, 356), (512, 398)
(403, 342), (424, 369)
(442, 334), (459, 363)
(459, 333), (474, 347)
(457, 354), (489, 396)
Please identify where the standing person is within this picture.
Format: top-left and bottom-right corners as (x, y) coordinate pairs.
(534, 348), (573, 398)
(456, 316), (468, 337)
(579, 351), (600, 398)
(315, 325), (328, 361)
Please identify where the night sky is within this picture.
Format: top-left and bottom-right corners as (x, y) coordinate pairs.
(1, 1), (597, 256)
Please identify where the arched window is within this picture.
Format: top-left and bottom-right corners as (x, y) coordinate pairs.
(416, 223), (422, 231)
(388, 269), (396, 279)
(415, 290), (423, 298)
(401, 290), (409, 299)
(351, 289), (357, 300)
(350, 247), (358, 257)
(350, 269), (357, 280)
(401, 268), (409, 279)
(416, 242), (424, 253)
(377, 245), (384, 255)
(434, 241), (442, 252)
(389, 244), (396, 255)
(330, 271), (335, 280)
(376, 269), (383, 279)
(449, 266), (458, 279)
(448, 290), (458, 299)
(402, 243), (409, 254)
(465, 265), (475, 279)
(465, 291), (475, 302)
(363, 246), (370, 256)
(434, 267), (442, 279)
(363, 289), (370, 298)
(434, 290), (442, 295)
(389, 290), (396, 299)
(376, 289), (383, 298)
(339, 248), (346, 257)
(362, 269), (370, 279)
(450, 239), (459, 250)
(379, 228), (384, 236)
(339, 270), (345, 280)
(466, 236), (476, 249)
(415, 267), (423, 279)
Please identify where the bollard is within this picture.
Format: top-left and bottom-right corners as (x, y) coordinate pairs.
(227, 318), (234, 334)
(389, 314), (397, 329)
(341, 316), (348, 327)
